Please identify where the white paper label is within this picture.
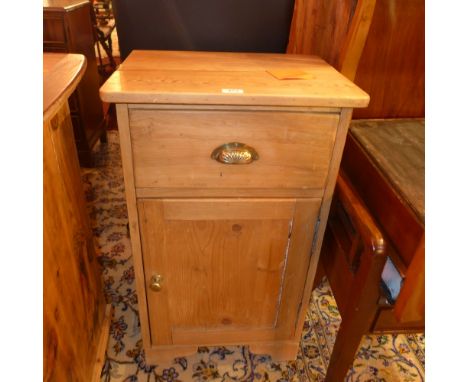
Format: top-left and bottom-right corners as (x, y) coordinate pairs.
(221, 88), (244, 94)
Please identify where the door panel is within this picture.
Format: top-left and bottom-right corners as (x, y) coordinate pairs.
(138, 198), (321, 346)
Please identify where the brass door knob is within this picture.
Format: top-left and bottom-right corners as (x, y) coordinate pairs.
(150, 274), (163, 292)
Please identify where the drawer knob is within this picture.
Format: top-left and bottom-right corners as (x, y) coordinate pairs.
(150, 274), (163, 292)
(211, 142), (259, 165)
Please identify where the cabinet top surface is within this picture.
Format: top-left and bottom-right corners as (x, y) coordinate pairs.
(100, 50), (369, 108)
(43, 53), (86, 120)
(43, 0), (89, 11)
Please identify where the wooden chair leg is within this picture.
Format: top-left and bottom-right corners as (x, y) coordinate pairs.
(106, 35), (116, 68)
(325, 308), (371, 381)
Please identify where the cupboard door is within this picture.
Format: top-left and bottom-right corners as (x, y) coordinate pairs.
(138, 198), (321, 346)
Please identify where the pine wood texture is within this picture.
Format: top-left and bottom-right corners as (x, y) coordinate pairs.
(287, 0), (376, 81)
(44, 53), (107, 382)
(104, 51), (369, 361)
(139, 198), (321, 348)
(129, 108), (339, 191)
(287, 0), (358, 67)
(115, 104), (152, 350)
(99, 50), (369, 108)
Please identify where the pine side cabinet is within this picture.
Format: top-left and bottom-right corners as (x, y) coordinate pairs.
(100, 50), (369, 362)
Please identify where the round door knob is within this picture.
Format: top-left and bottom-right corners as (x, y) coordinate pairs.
(150, 274), (163, 292)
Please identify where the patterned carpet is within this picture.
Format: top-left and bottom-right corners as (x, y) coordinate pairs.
(81, 131), (425, 382)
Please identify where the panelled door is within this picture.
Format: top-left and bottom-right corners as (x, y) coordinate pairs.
(138, 198), (321, 346)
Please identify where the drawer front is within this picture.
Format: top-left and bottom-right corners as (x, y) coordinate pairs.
(129, 108), (339, 191)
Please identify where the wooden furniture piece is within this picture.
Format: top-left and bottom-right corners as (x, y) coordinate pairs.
(43, 0), (107, 167)
(287, 0), (424, 118)
(352, 0), (425, 119)
(92, 0), (117, 74)
(315, 119), (425, 381)
(110, 0), (295, 60)
(100, 50), (369, 362)
(44, 53), (110, 382)
(287, 0), (377, 81)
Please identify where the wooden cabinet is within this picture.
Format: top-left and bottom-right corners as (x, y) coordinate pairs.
(43, 0), (107, 167)
(139, 198), (321, 347)
(99, 50), (369, 361)
(44, 53), (109, 382)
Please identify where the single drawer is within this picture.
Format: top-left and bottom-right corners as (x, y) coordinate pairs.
(129, 108), (339, 191)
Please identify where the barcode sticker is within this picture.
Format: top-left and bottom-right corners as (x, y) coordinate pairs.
(221, 88), (244, 94)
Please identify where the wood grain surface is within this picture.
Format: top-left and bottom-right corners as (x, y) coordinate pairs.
(99, 50), (369, 107)
(106, 52), (362, 361)
(287, 0), (424, 118)
(341, 133), (424, 267)
(353, 0), (425, 118)
(138, 198), (321, 348)
(129, 108), (339, 191)
(43, 53), (86, 121)
(287, 0), (358, 68)
(350, 119), (425, 223)
(44, 101), (107, 381)
(287, 0), (376, 81)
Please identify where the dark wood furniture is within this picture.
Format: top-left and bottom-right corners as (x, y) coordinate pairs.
(315, 119), (425, 381)
(352, 0), (425, 119)
(43, 0), (107, 167)
(287, 0), (376, 81)
(44, 53), (110, 382)
(92, 0), (117, 73)
(287, 0), (424, 119)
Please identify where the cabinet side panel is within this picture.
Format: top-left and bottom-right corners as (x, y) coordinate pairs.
(293, 108), (353, 339)
(116, 104), (152, 348)
(44, 104), (106, 382)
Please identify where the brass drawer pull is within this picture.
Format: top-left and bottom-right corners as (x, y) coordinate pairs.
(211, 142), (259, 165)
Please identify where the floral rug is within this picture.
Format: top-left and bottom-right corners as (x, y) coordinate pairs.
(82, 131), (425, 382)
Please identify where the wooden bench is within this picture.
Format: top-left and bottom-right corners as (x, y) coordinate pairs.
(315, 119), (425, 381)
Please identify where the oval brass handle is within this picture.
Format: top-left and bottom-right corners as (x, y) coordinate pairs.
(211, 142), (259, 165)
(150, 274), (163, 292)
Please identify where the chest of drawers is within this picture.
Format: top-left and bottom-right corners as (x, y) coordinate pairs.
(100, 50), (369, 361)
(43, 0), (107, 167)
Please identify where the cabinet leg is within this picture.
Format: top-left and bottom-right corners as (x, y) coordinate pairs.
(249, 341), (299, 361)
(144, 346), (198, 364)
